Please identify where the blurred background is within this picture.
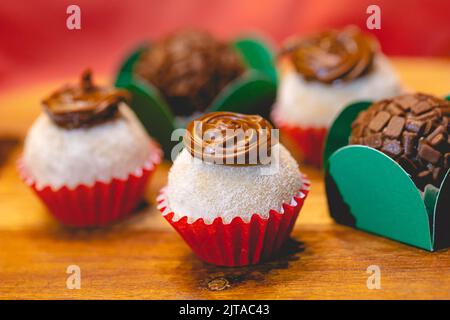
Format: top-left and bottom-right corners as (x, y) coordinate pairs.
(1, 0), (449, 92)
(0, 0), (449, 137)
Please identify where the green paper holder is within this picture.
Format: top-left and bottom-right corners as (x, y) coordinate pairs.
(114, 35), (277, 158)
(324, 98), (450, 251)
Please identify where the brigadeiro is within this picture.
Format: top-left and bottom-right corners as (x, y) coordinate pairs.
(19, 70), (162, 227)
(272, 26), (403, 166)
(157, 111), (310, 266)
(350, 93), (450, 190)
(134, 30), (244, 117)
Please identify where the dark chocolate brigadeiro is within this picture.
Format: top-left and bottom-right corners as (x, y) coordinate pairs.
(43, 70), (129, 129)
(350, 93), (450, 189)
(134, 30), (244, 117)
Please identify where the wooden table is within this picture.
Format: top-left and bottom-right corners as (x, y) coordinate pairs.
(1, 58), (450, 300)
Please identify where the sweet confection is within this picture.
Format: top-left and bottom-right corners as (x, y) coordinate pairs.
(158, 111), (309, 266)
(350, 93), (450, 189)
(19, 70), (162, 227)
(134, 30), (244, 117)
(273, 26), (402, 166)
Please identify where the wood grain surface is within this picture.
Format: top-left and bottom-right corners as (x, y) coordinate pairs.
(0, 58), (449, 300)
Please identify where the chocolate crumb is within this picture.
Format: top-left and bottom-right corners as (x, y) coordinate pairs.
(386, 102), (405, 116)
(384, 116), (405, 138)
(364, 133), (383, 148)
(382, 139), (402, 157)
(429, 133), (445, 147)
(418, 143), (441, 164)
(369, 111), (391, 132)
(405, 119), (425, 133)
(412, 101), (434, 115)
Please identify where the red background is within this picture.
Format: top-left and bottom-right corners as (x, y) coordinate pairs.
(0, 0), (449, 92)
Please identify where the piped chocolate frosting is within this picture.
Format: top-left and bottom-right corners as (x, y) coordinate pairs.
(42, 70), (128, 129)
(184, 112), (274, 166)
(350, 93), (450, 189)
(282, 27), (377, 84)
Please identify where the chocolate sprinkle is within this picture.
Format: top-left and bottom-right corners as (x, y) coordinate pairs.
(369, 111), (391, 132)
(350, 93), (450, 189)
(384, 116), (405, 138)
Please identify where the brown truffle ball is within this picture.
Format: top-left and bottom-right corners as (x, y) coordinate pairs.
(350, 93), (450, 189)
(134, 30), (244, 117)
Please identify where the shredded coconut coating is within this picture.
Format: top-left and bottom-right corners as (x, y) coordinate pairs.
(166, 145), (302, 224)
(23, 103), (151, 189)
(275, 55), (403, 128)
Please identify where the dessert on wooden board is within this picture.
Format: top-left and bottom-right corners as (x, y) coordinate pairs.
(18, 70), (162, 227)
(158, 111), (309, 266)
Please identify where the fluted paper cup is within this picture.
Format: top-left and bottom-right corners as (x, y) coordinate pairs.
(18, 142), (162, 228)
(158, 174), (310, 266)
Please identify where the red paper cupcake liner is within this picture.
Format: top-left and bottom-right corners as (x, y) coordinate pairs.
(272, 111), (327, 167)
(18, 141), (162, 228)
(157, 174), (310, 267)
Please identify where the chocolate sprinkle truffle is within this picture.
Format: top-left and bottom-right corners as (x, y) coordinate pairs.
(350, 93), (450, 189)
(134, 30), (244, 116)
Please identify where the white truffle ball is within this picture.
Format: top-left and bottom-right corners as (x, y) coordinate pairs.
(166, 144), (303, 224)
(23, 103), (152, 189)
(275, 55), (403, 128)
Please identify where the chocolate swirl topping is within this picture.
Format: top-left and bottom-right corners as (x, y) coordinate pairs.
(184, 112), (274, 166)
(42, 70), (129, 129)
(283, 27), (377, 84)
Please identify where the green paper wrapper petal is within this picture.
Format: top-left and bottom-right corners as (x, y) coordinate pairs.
(210, 70), (276, 119)
(232, 36), (277, 84)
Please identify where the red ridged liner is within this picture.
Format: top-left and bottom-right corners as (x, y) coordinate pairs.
(272, 111), (327, 167)
(158, 174), (310, 267)
(18, 141), (162, 228)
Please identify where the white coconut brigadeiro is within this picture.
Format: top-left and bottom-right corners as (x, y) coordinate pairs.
(165, 111), (304, 224)
(274, 26), (403, 128)
(160, 111), (310, 266)
(23, 70), (153, 189)
(276, 54), (401, 128)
